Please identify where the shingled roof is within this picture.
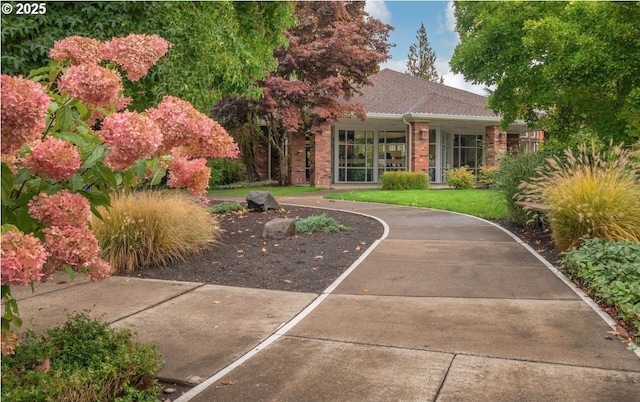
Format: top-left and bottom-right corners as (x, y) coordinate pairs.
(353, 68), (498, 118)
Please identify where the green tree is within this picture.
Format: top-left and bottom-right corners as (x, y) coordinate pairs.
(450, 1), (640, 148)
(1, 1), (295, 112)
(406, 22), (442, 83)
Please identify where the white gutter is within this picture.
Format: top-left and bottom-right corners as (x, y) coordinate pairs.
(402, 117), (412, 172)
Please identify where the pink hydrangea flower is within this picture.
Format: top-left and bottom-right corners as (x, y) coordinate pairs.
(147, 96), (238, 158)
(99, 111), (162, 171)
(184, 118), (239, 159)
(102, 34), (173, 81)
(1, 231), (47, 286)
(57, 64), (123, 109)
(43, 225), (100, 269)
(167, 153), (211, 196)
(49, 36), (104, 65)
(28, 190), (92, 228)
(1, 75), (51, 154)
(86, 94), (132, 126)
(24, 137), (81, 180)
(88, 258), (111, 281)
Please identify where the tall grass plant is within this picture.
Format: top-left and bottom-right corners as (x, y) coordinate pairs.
(92, 191), (220, 273)
(520, 143), (640, 250)
(494, 152), (547, 226)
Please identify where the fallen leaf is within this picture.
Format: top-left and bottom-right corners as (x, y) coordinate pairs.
(213, 301), (221, 304)
(311, 267), (318, 271)
(355, 246), (361, 251)
(534, 240), (542, 245)
(237, 250), (244, 253)
(314, 255), (323, 259)
(362, 285), (368, 293)
(343, 250), (350, 253)
(220, 380), (236, 386)
(261, 247), (268, 253)
(34, 357), (50, 372)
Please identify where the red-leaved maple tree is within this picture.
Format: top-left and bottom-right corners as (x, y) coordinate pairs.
(212, 1), (392, 184)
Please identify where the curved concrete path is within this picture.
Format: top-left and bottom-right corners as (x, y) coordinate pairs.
(11, 193), (639, 401)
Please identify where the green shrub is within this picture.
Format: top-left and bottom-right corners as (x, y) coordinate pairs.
(445, 166), (475, 189)
(210, 201), (246, 214)
(296, 213), (352, 233)
(494, 152), (547, 226)
(207, 158), (247, 186)
(478, 164), (500, 188)
(520, 143), (640, 251)
(560, 237), (640, 341)
(92, 191), (220, 273)
(381, 171), (429, 190)
(1, 313), (163, 402)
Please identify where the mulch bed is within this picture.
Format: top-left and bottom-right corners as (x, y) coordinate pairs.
(120, 203), (384, 294)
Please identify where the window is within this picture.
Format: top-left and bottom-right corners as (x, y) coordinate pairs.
(453, 134), (483, 177)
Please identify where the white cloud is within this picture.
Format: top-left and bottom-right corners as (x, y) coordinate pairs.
(365, 0), (391, 24)
(380, 58), (407, 74)
(442, 71), (489, 96)
(445, 1), (457, 34)
(382, 56), (488, 96)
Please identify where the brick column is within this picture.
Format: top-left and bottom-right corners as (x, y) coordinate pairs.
(410, 121), (430, 175)
(310, 128), (331, 187)
(289, 132), (307, 185)
(485, 125), (507, 165)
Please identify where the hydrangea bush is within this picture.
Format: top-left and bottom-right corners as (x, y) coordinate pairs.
(1, 34), (239, 352)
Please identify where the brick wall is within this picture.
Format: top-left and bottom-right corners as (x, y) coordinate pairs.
(310, 129), (331, 187)
(289, 132), (307, 185)
(411, 121), (430, 174)
(485, 125), (507, 165)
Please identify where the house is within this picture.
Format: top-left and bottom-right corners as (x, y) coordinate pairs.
(259, 68), (541, 186)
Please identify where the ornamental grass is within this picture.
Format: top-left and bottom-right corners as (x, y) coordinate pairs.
(92, 191), (220, 273)
(519, 143), (640, 251)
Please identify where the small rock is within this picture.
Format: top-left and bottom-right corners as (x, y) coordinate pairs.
(163, 387), (176, 394)
(262, 218), (297, 239)
(246, 191), (280, 212)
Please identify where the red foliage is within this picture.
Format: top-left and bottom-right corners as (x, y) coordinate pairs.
(211, 1), (392, 183)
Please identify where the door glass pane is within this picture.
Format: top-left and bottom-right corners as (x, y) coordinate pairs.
(337, 129), (374, 182)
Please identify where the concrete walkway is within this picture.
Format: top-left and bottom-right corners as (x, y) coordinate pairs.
(12, 194), (640, 401)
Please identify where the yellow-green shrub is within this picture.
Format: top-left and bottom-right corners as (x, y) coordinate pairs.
(520, 143), (640, 251)
(446, 166), (475, 189)
(478, 164), (500, 188)
(381, 171), (428, 190)
(92, 191), (220, 273)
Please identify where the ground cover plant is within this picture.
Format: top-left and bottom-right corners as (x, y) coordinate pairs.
(324, 189), (508, 220)
(296, 213), (352, 234)
(210, 201), (246, 214)
(92, 191), (220, 273)
(1, 313), (164, 402)
(560, 238), (640, 345)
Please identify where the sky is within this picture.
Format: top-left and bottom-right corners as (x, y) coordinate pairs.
(365, 0), (488, 95)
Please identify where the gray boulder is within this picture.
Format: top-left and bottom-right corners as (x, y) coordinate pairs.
(246, 191), (280, 212)
(262, 218), (297, 239)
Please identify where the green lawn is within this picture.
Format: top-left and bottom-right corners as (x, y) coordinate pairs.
(208, 186), (324, 197)
(324, 189), (509, 220)
(209, 186), (509, 220)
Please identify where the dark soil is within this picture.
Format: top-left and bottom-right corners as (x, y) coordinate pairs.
(121, 202), (384, 294)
